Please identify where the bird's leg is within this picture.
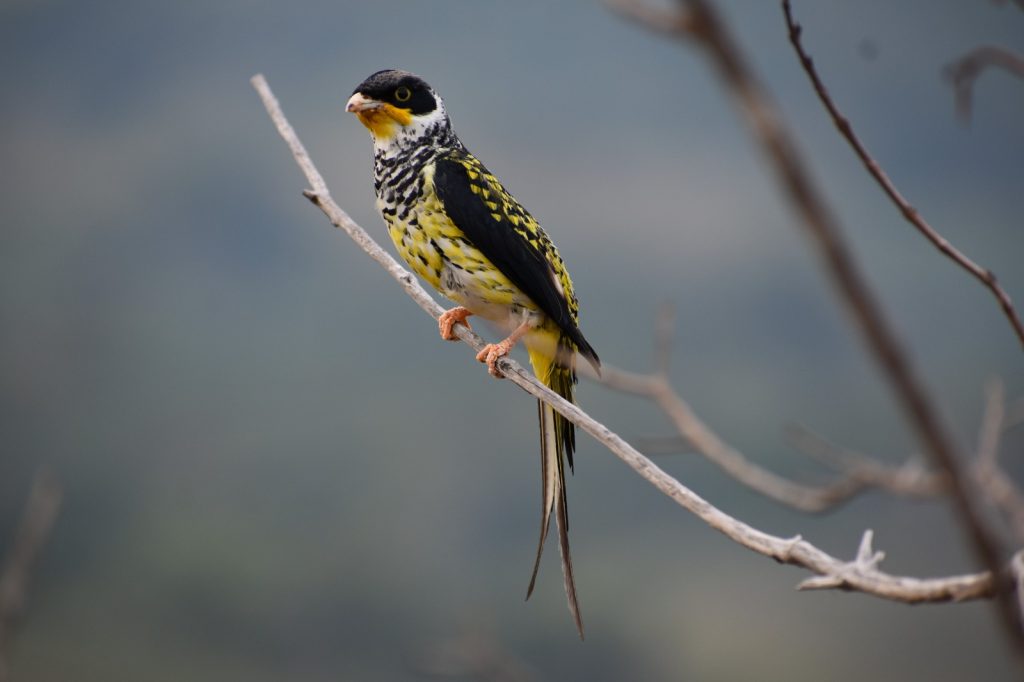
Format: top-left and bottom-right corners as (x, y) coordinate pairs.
(438, 306), (473, 341)
(476, 320), (531, 378)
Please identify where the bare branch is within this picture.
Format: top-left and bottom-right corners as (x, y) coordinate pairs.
(979, 380), (1008, 470)
(786, 426), (947, 499)
(790, 382), (1024, 545)
(975, 381), (1024, 544)
(798, 530), (885, 591)
(606, 0), (696, 36)
(782, 2), (1024, 351)
(0, 469), (62, 682)
(608, 0), (1019, 650)
(945, 45), (1024, 124)
(603, 306), (870, 512)
(599, 309), (952, 512)
(603, 363), (1024, 522)
(251, 73), (1010, 609)
(598, 363), (868, 513)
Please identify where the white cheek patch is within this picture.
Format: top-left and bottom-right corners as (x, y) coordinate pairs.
(375, 100), (450, 155)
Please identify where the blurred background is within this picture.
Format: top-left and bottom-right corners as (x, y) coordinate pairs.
(2, 0), (1023, 680)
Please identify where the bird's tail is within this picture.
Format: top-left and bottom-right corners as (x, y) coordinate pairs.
(525, 334), (583, 640)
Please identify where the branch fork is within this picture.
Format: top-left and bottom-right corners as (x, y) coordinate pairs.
(798, 530), (885, 592)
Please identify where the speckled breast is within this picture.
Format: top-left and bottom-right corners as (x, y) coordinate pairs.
(374, 157), (530, 321)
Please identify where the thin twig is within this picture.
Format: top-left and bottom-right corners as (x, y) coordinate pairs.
(945, 45), (1024, 124)
(610, 0), (1020, 652)
(790, 386), (1024, 544)
(786, 426), (947, 499)
(602, 308), (945, 512)
(0, 469), (62, 682)
(979, 380), (1008, 471)
(975, 380), (1024, 544)
(599, 364), (868, 513)
(781, 2), (1024, 350)
(252, 73), (1010, 608)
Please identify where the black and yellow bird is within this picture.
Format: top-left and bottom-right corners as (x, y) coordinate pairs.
(346, 69), (600, 638)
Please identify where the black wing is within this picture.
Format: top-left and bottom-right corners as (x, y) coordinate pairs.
(433, 155), (598, 367)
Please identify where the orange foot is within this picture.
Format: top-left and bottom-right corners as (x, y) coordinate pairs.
(476, 340), (515, 378)
(438, 307), (473, 341)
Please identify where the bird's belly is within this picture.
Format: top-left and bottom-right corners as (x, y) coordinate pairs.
(380, 200), (539, 327)
(439, 260), (543, 328)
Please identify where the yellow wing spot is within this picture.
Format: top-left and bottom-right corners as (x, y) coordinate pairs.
(491, 213), (502, 222)
(467, 170), (478, 180)
(485, 201), (498, 211)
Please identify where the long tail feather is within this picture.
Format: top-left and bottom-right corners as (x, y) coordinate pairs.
(526, 337), (584, 639)
(555, 468), (583, 639)
(526, 401), (557, 599)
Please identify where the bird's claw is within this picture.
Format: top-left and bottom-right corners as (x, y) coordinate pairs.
(438, 307), (473, 341)
(476, 342), (511, 378)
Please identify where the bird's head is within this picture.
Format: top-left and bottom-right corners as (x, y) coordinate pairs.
(346, 69), (449, 146)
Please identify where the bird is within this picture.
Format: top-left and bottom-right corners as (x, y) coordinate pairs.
(346, 69), (601, 638)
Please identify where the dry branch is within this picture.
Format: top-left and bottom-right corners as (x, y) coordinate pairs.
(600, 305), (929, 512)
(945, 45), (1024, 124)
(975, 381), (1024, 544)
(782, 1), (1024, 351)
(785, 426), (946, 499)
(601, 313), (1022, 520)
(599, 360), (869, 513)
(610, 0), (1019, 652)
(252, 73), (1008, 611)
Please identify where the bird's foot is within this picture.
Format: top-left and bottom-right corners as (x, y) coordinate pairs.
(438, 307), (473, 341)
(476, 340), (514, 378)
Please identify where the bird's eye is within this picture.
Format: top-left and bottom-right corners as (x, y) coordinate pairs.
(395, 86), (412, 102)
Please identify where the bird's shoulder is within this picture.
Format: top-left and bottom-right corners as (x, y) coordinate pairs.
(435, 151), (575, 285)
(430, 148), (584, 320)
(431, 150), (567, 274)
(433, 152), (539, 231)
(430, 148), (599, 369)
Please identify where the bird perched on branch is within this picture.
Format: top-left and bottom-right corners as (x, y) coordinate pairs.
(347, 69), (600, 638)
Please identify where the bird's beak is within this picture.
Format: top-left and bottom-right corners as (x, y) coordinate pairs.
(346, 92), (378, 113)
(346, 92), (413, 139)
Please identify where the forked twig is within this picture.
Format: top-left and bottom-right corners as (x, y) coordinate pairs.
(946, 45), (1024, 124)
(599, 364), (869, 512)
(786, 426), (946, 499)
(601, 313), (1022, 519)
(597, 308), (868, 512)
(782, 1), (1024, 350)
